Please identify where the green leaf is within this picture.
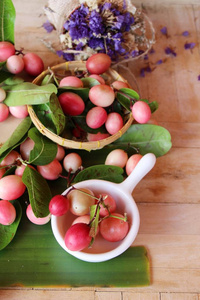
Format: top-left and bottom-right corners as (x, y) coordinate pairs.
(0, 0), (16, 43)
(89, 204), (100, 238)
(0, 200), (22, 250)
(115, 124), (172, 157)
(73, 165), (124, 184)
(33, 103), (56, 133)
(73, 114), (105, 134)
(116, 92), (131, 111)
(81, 77), (100, 88)
(0, 70), (13, 84)
(22, 166), (52, 217)
(3, 83), (57, 106)
(140, 99), (159, 113)
(41, 74), (55, 86)
(58, 87), (89, 102)
(28, 127), (57, 165)
(0, 117), (32, 163)
(49, 93), (66, 135)
(3, 76), (24, 85)
(119, 88), (140, 100)
(149, 101), (159, 113)
(2, 166), (16, 177)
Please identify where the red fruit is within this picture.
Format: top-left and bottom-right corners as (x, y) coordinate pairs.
(0, 41), (15, 62)
(49, 195), (69, 216)
(58, 92), (85, 116)
(64, 223), (92, 251)
(23, 53), (44, 76)
(100, 213), (129, 242)
(86, 53), (111, 75)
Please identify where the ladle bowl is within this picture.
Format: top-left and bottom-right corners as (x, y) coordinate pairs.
(51, 153), (156, 262)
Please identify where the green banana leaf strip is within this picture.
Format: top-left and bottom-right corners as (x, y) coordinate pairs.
(0, 200), (22, 251)
(0, 0), (16, 43)
(28, 127), (57, 165)
(114, 124), (172, 157)
(0, 213), (150, 287)
(3, 83), (57, 106)
(73, 165), (124, 184)
(0, 117), (32, 163)
(22, 166), (52, 218)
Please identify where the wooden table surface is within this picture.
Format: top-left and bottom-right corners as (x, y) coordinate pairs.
(1, 0), (200, 299)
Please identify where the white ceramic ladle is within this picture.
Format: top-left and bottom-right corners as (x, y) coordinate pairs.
(51, 153), (156, 263)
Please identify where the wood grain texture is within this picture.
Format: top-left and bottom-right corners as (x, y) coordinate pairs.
(2, 0), (200, 298)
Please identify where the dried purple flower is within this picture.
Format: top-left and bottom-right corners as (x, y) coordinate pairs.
(89, 10), (104, 35)
(42, 21), (54, 33)
(53, 1), (154, 62)
(182, 31), (190, 37)
(156, 59), (163, 65)
(165, 47), (177, 57)
(149, 48), (155, 54)
(184, 42), (195, 50)
(160, 26), (168, 35)
(140, 68), (145, 77)
(56, 50), (74, 61)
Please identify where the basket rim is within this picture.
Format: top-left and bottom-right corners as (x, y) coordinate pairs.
(28, 61), (134, 151)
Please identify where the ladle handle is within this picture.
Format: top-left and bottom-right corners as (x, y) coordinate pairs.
(119, 153), (156, 194)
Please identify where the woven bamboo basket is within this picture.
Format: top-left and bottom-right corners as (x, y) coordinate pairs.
(28, 61), (134, 151)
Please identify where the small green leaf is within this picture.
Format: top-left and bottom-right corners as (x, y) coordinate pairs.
(4, 83), (57, 106)
(58, 87), (89, 102)
(119, 88), (140, 100)
(140, 99), (159, 113)
(0, 200), (22, 250)
(2, 166), (16, 177)
(49, 93), (66, 135)
(73, 165), (124, 184)
(149, 101), (159, 113)
(22, 166), (52, 218)
(33, 103), (56, 133)
(28, 127), (57, 165)
(41, 74), (55, 86)
(115, 124), (172, 157)
(0, 0), (16, 43)
(3, 76), (24, 85)
(0, 117), (32, 163)
(0, 70), (13, 84)
(116, 92), (131, 111)
(81, 77), (100, 88)
(89, 204), (100, 239)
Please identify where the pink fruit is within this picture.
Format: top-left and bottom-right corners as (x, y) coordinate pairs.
(0, 175), (26, 200)
(132, 101), (151, 124)
(0, 200), (16, 225)
(26, 204), (51, 225)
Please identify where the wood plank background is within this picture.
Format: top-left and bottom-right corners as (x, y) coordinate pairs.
(1, 0), (200, 299)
